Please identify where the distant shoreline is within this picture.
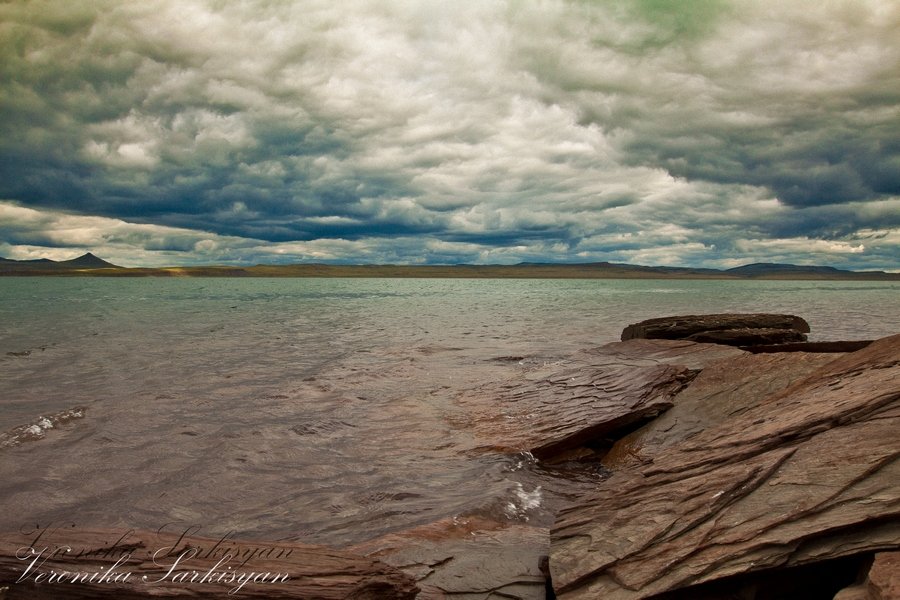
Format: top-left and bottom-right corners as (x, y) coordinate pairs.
(2, 263), (898, 280)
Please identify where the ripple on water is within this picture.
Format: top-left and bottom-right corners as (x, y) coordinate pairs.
(0, 278), (897, 545)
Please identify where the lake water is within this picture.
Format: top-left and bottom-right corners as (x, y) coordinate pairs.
(1, 278), (898, 546)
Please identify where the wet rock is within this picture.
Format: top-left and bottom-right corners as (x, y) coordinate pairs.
(551, 334), (900, 599)
(621, 313), (810, 345)
(0, 527), (418, 599)
(350, 516), (548, 600)
(452, 352), (697, 460)
(602, 350), (839, 470)
(583, 339), (745, 370)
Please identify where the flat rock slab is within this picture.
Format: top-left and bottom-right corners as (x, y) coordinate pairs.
(602, 350), (840, 469)
(621, 313), (810, 343)
(551, 334), (900, 599)
(582, 339), (746, 370)
(0, 527), (418, 599)
(350, 516), (549, 600)
(452, 350), (698, 460)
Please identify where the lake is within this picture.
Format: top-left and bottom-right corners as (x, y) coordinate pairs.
(1, 278), (898, 545)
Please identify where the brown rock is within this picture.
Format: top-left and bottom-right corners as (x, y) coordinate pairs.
(602, 350), (840, 469)
(868, 552), (900, 600)
(685, 326), (807, 346)
(744, 340), (874, 354)
(350, 516), (549, 599)
(551, 334), (900, 599)
(452, 351), (697, 460)
(835, 584), (874, 600)
(621, 313), (810, 342)
(0, 527), (418, 599)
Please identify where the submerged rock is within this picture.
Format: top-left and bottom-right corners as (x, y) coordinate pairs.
(551, 333), (900, 599)
(621, 313), (810, 346)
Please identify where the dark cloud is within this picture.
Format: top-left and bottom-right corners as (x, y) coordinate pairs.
(0, 0), (897, 269)
(618, 109), (900, 207)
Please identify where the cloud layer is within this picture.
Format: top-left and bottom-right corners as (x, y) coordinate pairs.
(1, 0), (898, 268)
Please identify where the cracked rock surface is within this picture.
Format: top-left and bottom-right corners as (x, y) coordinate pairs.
(351, 516), (549, 600)
(551, 333), (900, 599)
(452, 355), (697, 460)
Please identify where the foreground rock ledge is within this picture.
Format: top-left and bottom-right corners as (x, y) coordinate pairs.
(350, 516), (549, 600)
(0, 528), (418, 599)
(551, 333), (900, 599)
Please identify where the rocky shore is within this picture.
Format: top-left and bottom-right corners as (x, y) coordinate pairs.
(1, 314), (897, 599)
(553, 317), (900, 599)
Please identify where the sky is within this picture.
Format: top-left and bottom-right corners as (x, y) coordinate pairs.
(1, 0), (899, 269)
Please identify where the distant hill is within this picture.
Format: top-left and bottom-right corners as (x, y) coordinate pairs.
(0, 253), (119, 273)
(726, 263), (843, 276)
(59, 252), (117, 268)
(0, 256), (896, 279)
(723, 262), (892, 278)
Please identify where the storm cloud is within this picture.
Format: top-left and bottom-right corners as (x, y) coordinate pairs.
(1, 0), (898, 268)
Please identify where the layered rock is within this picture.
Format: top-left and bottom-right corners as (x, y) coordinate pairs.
(452, 353), (697, 460)
(551, 333), (900, 599)
(0, 527), (418, 599)
(368, 341), (755, 599)
(601, 349), (839, 469)
(621, 313), (810, 346)
(350, 516), (549, 600)
(744, 340), (874, 354)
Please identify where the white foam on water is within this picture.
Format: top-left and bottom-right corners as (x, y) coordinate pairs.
(506, 450), (537, 473)
(503, 482), (543, 521)
(0, 408), (86, 449)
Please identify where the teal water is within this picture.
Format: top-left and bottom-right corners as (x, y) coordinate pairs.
(1, 278), (898, 544)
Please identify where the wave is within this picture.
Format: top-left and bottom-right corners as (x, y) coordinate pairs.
(0, 407), (85, 450)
